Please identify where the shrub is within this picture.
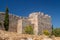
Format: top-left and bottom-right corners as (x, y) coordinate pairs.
(43, 30), (50, 36)
(53, 28), (60, 37)
(24, 25), (33, 34)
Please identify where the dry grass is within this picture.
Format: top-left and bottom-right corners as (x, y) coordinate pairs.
(0, 30), (60, 40)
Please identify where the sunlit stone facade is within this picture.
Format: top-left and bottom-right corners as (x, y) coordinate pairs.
(0, 12), (52, 35)
(28, 12), (52, 35)
(17, 17), (32, 34)
(17, 12), (52, 35)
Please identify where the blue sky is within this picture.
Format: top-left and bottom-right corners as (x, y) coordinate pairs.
(0, 0), (60, 28)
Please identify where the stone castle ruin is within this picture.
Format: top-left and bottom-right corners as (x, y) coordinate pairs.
(0, 12), (52, 35)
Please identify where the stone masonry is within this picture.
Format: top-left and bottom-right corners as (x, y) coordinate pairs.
(0, 12), (21, 32)
(28, 12), (52, 35)
(0, 12), (52, 35)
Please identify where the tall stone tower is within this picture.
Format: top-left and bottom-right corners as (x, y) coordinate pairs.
(29, 12), (52, 35)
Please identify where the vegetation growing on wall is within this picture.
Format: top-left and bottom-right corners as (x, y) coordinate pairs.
(43, 30), (50, 36)
(24, 25), (33, 34)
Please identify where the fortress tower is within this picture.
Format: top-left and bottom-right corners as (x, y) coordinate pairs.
(28, 12), (52, 35)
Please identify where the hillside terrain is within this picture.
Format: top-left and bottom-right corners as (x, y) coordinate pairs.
(0, 30), (60, 40)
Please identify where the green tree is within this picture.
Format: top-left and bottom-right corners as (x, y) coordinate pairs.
(51, 25), (53, 35)
(0, 22), (2, 26)
(53, 28), (60, 37)
(24, 25), (33, 34)
(0, 22), (1, 25)
(4, 8), (9, 31)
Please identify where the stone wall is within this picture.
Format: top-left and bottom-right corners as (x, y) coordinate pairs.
(0, 12), (21, 32)
(0, 12), (52, 35)
(17, 18), (33, 34)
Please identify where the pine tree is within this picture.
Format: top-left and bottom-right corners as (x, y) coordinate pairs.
(4, 8), (9, 31)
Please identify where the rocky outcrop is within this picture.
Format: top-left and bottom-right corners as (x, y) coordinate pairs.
(0, 30), (36, 40)
(0, 30), (60, 40)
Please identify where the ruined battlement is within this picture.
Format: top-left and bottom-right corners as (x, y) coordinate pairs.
(0, 12), (52, 35)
